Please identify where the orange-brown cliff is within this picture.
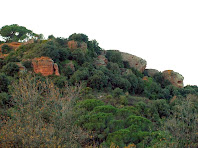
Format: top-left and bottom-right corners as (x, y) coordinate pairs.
(32, 57), (60, 76)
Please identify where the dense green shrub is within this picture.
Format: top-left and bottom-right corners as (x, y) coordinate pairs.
(1, 63), (19, 77)
(108, 120), (125, 132)
(22, 60), (32, 71)
(153, 72), (171, 88)
(70, 69), (89, 84)
(1, 44), (12, 54)
(107, 62), (121, 75)
(106, 50), (123, 67)
(106, 129), (131, 147)
(126, 115), (152, 130)
(71, 49), (86, 65)
(69, 33), (88, 43)
(0, 92), (10, 107)
(0, 59), (6, 69)
(53, 76), (67, 88)
(76, 99), (104, 111)
(93, 105), (117, 114)
(88, 70), (108, 90)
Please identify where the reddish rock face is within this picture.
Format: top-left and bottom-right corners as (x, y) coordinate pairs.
(68, 40), (78, 51)
(95, 55), (108, 66)
(120, 52), (147, 73)
(32, 57), (60, 76)
(67, 40), (87, 52)
(162, 70), (184, 88)
(54, 63), (60, 76)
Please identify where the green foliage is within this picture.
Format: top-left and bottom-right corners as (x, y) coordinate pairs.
(71, 48), (85, 65)
(126, 115), (152, 131)
(0, 59), (6, 69)
(22, 60), (32, 71)
(108, 120), (125, 132)
(69, 33), (88, 43)
(106, 129), (131, 147)
(87, 39), (101, 55)
(70, 69), (89, 84)
(153, 72), (171, 88)
(124, 73), (138, 94)
(93, 105), (117, 114)
(152, 99), (170, 118)
(112, 88), (124, 98)
(88, 70), (108, 90)
(0, 73), (10, 93)
(106, 50), (123, 67)
(0, 24), (35, 42)
(107, 62), (121, 74)
(1, 44), (12, 54)
(0, 91), (10, 108)
(53, 76), (67, 88)
(76, 99), (104, 111)
(81, 112), (113, 131)
(1, 63), (19, 77)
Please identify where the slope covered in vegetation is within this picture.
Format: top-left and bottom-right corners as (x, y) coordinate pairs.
(0, 24), (198, 147)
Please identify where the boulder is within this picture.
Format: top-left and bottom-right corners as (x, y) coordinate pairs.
(68, 40), (87, 52)
(144, 69), (160, 77)
(120, 52), (147, 73)
(32, 57), (60, 76)
(95, 55), (108, 66)
(54, 63), (60, 76)
(162, 70), (184, 88)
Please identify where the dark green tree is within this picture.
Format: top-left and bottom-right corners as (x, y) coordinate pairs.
(68, 33), (88, 43)
(0, 24), (35, 42)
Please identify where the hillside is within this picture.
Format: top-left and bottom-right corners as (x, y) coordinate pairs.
(0, 24), (198, 147)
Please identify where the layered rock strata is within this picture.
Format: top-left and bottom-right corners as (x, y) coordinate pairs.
(32, 57), (60, 76)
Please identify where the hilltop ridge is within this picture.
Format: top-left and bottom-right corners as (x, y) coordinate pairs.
(0, 24), (197, 148)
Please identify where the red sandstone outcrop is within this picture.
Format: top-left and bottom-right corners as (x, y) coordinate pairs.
(144, 69), (160, 77)
(162, 70), (184, 88)
(120, 52), (147, 73)
(68, 40), (87, 52)
(95, 55), (108, 66)
(32, 57), (60, 76)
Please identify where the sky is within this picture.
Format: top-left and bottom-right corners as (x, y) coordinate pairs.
(1, 0), (198, 86)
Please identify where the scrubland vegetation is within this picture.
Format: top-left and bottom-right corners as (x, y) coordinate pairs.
(0, 24), (198, 147)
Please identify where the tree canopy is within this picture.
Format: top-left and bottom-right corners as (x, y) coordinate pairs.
(0, 24), (41, 42)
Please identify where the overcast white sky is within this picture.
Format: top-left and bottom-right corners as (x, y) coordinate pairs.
(1, 0), (198, 86)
